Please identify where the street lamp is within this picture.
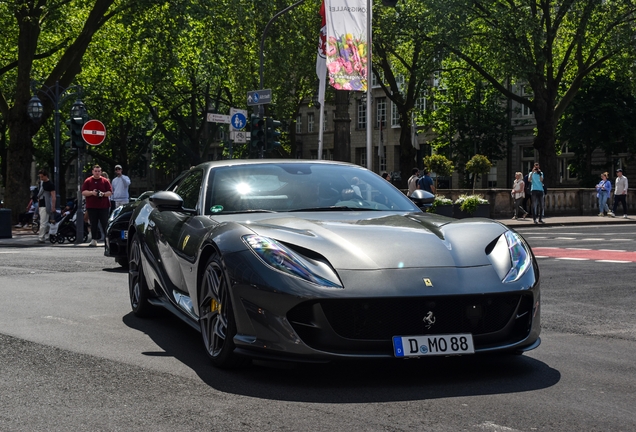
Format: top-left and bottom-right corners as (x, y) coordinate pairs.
(27, 80), (84, 210)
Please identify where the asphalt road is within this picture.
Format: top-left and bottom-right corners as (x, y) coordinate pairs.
(0, 226), (635, 431)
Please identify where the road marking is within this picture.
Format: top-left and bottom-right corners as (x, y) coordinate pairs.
(596, 260), (631, 263)
(566, 248), (591, 250)
(42, 316), (79, 325)
(0, 251), (20, 254)
(599, 249), (627, 252)
(556, 257), (588, 261)
(533, 247), (636, 262)
(555, 237), (576, 240)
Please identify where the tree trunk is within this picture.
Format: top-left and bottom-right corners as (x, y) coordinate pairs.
(397, 114), (417, 190)
(6, 115), (35, 224)
(532, 98), (558, 188)
(332, 90), (350, 162)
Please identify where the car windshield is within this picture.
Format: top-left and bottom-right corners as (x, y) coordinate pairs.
(204, 162), (420, 215)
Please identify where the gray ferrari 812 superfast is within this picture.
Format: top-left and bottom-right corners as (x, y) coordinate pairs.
(128, 160), (540, 368)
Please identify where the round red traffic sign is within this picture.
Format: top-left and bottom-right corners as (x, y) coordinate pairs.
(81, 119), (107, 146)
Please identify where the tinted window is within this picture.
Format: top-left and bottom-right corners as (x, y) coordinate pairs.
(175, 170), (203, 211)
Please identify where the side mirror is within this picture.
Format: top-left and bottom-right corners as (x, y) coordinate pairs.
(149, 191), (184, 211)
(409, 189), (435, 208)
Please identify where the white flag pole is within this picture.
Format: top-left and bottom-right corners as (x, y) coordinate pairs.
(365, 0), (372, 171)
(316, 0), (327, 160)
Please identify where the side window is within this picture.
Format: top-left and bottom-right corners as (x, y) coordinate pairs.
(174, 170), (203, 211)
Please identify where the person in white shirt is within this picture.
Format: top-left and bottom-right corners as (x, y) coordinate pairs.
(611, 169), (628, 218)
(407, 168), (419, 197)
(111, 164), (131, 210)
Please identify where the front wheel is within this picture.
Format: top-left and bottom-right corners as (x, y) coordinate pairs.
(199, 253), (248, 369)
(128, 235), (153, 317)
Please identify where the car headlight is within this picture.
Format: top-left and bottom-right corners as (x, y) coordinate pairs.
(488, 231), (533, 283)
(242, 235), (342, 288)
(108, 206), (122, 223)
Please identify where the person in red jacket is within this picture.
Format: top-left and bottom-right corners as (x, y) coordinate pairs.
(81, 164), (112, 247)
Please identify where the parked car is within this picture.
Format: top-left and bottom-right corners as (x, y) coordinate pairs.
(105, 191), (153, 267)
(127, 160), (540, 368)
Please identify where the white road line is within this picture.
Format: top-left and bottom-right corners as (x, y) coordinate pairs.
(534, 256), (549, 259)
(565, 248), (592, 251)
(599, 249), (627, 252)
(535, 246), (559, 249)
(0, 251), (20, 254)
(554, 237), (576, 240)
(525, 236), (548, 239)
(579, 238), (605, 241)
(596, 260), (632, 263)
(555, 257), (588, 261)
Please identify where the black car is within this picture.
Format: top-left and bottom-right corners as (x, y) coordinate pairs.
(128, 160), (541, 368)
(105, 191), (155, 267)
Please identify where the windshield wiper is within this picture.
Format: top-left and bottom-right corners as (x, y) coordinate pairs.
(217, 209), (278, 214)
(288, 206), (375, 212)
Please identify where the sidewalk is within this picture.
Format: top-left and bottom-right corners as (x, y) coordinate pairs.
(2, 214), (634, 248)
(0, 225), (99, 248)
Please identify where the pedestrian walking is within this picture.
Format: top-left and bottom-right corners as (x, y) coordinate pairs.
(36, 169), (56, 243)
(511, 172), (528, 219)
(111, 164), (131, 210)
(595, 172), (612, 216)
(81, 165), (112, 247)
(417, 169), (436, 194)
(407, 168), (419, 197)
(611, 169), (628, 218)
(528, 163), (545, 224)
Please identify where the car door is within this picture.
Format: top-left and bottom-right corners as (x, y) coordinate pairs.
(151, 169), (204, 295)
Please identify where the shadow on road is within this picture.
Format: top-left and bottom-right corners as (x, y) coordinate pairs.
(123, 311), (560, 403)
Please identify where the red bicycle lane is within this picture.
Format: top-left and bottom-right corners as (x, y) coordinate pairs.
(532, 247), (636, 262)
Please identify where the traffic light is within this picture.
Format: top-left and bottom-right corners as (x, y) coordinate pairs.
(65, 117), (86, 148)
(250, 114), (265, 152)
(265, 117), (281, 152)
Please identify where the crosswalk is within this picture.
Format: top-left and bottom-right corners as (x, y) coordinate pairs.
(532, 247), (636, 263)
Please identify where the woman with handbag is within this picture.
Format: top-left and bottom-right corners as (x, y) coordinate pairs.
(595, 172), (612, 216)
(511, 172), (528, 219)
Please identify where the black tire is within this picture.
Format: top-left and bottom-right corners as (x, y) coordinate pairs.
(49, 235), (57, 244)
(116, 256), (129, 269)
(56, 235), (64, 244)
(128, 235), (153, 317)
(66, 234), (76, 243)
(199, 253), (248, 369)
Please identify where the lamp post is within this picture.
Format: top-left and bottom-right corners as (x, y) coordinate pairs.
(27, 80), (84, 210)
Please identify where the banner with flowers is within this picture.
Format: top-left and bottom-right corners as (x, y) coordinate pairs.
(325, 0), (368, 92)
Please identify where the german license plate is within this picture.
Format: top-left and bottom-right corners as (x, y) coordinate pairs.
(393, 334), (475, 357)
(120, 230), (128, 240)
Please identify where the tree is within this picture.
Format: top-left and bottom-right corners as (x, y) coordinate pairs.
(372, 0), (439, 187)
(557, 75), (636, 187)
(465, 154), (491, 193)
(425, 66), (512, 185)
(428, 0), (636, 187)
(0, 0), (147, 222)
(423, 154), (454, 191)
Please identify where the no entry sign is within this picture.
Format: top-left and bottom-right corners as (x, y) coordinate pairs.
(81, 119), (106, 146)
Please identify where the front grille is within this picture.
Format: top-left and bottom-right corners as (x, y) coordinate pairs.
(288, 293), (532, 344)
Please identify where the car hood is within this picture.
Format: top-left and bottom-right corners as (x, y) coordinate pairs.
(226, 212), (507, 270)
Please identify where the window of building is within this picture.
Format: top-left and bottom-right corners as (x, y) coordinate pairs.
(296, 115), (302, 134)
(358, 148), (367, 167)
(391, 102), (400, 127)
(376, 98), (386, 128)
(487, 166), (497, 188)
(520, 146), (535, 175)
(379, 155), (387, 172)
(357, 100), (366, 129)
(521, 85), (533, 116)
(415, 95), (426, 113)
(308, 113), (315, 133)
